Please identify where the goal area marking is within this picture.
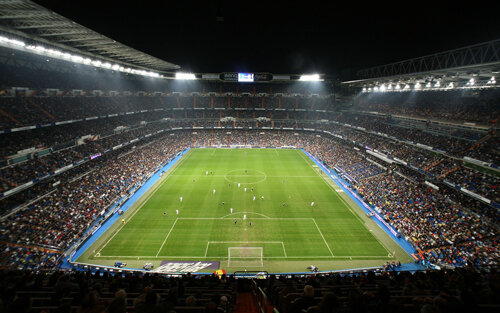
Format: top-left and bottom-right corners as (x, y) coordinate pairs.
(227, 246), (264, 267)
(205, 241), (287, 259)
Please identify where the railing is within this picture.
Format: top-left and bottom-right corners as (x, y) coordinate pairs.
(252, 279), (273, 313)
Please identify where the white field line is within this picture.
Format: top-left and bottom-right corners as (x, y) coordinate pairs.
(97, 255), (392, 259)
(96, 150), (192, 256)
(155, 218), (178, 257)
(281, 242), (287, 258)
(220, 212), (271, 218)
(209, 241), (283, 243)
(312, 218), (334, 257)
(171, 174), (318, 178)
(96, 221), (127, 256)
(180, 217), (310, 220)
(204, 242), (210, 257)
(298, 150), (393, 257)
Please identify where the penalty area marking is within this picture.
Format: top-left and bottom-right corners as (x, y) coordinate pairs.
(205, 241), (286, 258)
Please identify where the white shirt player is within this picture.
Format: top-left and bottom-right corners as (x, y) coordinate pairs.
(244, 187), (247, 192)
(243, 214), (247, 220)
(180, 196), (183, 202)
(206, 171), (208, 175)
(311, 201), (314, 207)
(230, 208), (233, 214)
(238, 183), (241, 188)
(253, 196), (256, 201)
(213, 188), (216, 195)
(261, 196), (264, 200)
(176, 209), (179, 215)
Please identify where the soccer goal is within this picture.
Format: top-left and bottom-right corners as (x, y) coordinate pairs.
(228, 247), (263, 267)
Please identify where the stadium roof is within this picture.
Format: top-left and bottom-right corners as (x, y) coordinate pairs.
(342, 39), (500, 90)
(0, 0), (180, 73)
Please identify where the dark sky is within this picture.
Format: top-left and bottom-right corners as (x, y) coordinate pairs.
(33, 0), (500, 78)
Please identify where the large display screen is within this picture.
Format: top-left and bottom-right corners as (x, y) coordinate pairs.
(238, 73), (254, 82)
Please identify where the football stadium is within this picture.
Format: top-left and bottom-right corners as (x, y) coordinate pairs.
(0, 1), (499, 312)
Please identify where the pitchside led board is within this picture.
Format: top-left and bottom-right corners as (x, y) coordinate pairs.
(219, 72), (273, 82)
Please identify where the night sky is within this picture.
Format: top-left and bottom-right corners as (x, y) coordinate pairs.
(33, 0), (500, 78)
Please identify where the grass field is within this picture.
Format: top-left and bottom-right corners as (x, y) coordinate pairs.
(79, 148), (412, 272)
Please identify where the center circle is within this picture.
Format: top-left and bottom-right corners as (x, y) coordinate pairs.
(224, 169), (267, 184)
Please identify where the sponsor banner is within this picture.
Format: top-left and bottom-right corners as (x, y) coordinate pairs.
(154, 260), (220, 273)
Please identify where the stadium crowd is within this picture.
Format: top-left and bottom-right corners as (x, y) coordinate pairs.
(0, 132), (190, 270)
(0, 266), (499, 313)
(1, 128), (497, 271)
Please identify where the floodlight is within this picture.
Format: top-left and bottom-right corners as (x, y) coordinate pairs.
(434, 81), (440, 87)
(71, 55), (83, 63)
(425, 82), (431, 88)
(362, 87), (367, 92)
(448, 82), (454, 88)
(299, 74), (321, 81)
(467, 78), (475, 86)
(175, 72), (196, 80)
(0, 36), (26, 47)
(414, 82), (421, 89)
(404, 84), (410, 90)
(395, 84), (400, 90)
(380, 84), (386, 92)
(387, 84), (392, 90)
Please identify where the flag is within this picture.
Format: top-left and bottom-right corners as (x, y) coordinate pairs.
(214, 269), (226, 278)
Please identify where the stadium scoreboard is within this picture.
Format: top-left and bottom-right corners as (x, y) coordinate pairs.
(218, 72), (274, 82)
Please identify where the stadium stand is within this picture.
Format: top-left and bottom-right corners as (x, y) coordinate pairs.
(0, 20), (499, 313)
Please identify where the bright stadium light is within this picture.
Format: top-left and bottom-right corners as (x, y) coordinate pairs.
(434, 81), (441, 88)
(425, 82), (431, 88)
(175, 72), (196, 80)
(387, 84), (392, 90)
(0, 34), (163, 79)
(395, 84), (401, 90)
(448, 82), (454, 89)
(299, 74), (321, 81)
(404, 84), (410, 90)
(379, 84), (386, 92)
(362, 87), (367, 92)
(0, 35), (25, 47)
(373, 86), (379, 92)
(414, 82), (421, 90)
(467, 78), (475, 86)
(487, 76), (496, 84)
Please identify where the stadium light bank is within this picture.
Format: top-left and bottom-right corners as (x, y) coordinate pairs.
(299, 74), (322, 81)
(175, 72), (197, 80)
(0, 35), (161, 78)
(362, 77), (497, 93)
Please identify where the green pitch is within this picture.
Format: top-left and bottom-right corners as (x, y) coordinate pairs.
(79, 148), (412, 272)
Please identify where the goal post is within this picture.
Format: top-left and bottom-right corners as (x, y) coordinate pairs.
(228, 247), (263, 267)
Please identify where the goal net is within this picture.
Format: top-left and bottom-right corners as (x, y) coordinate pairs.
(228, 247), (263, 267)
